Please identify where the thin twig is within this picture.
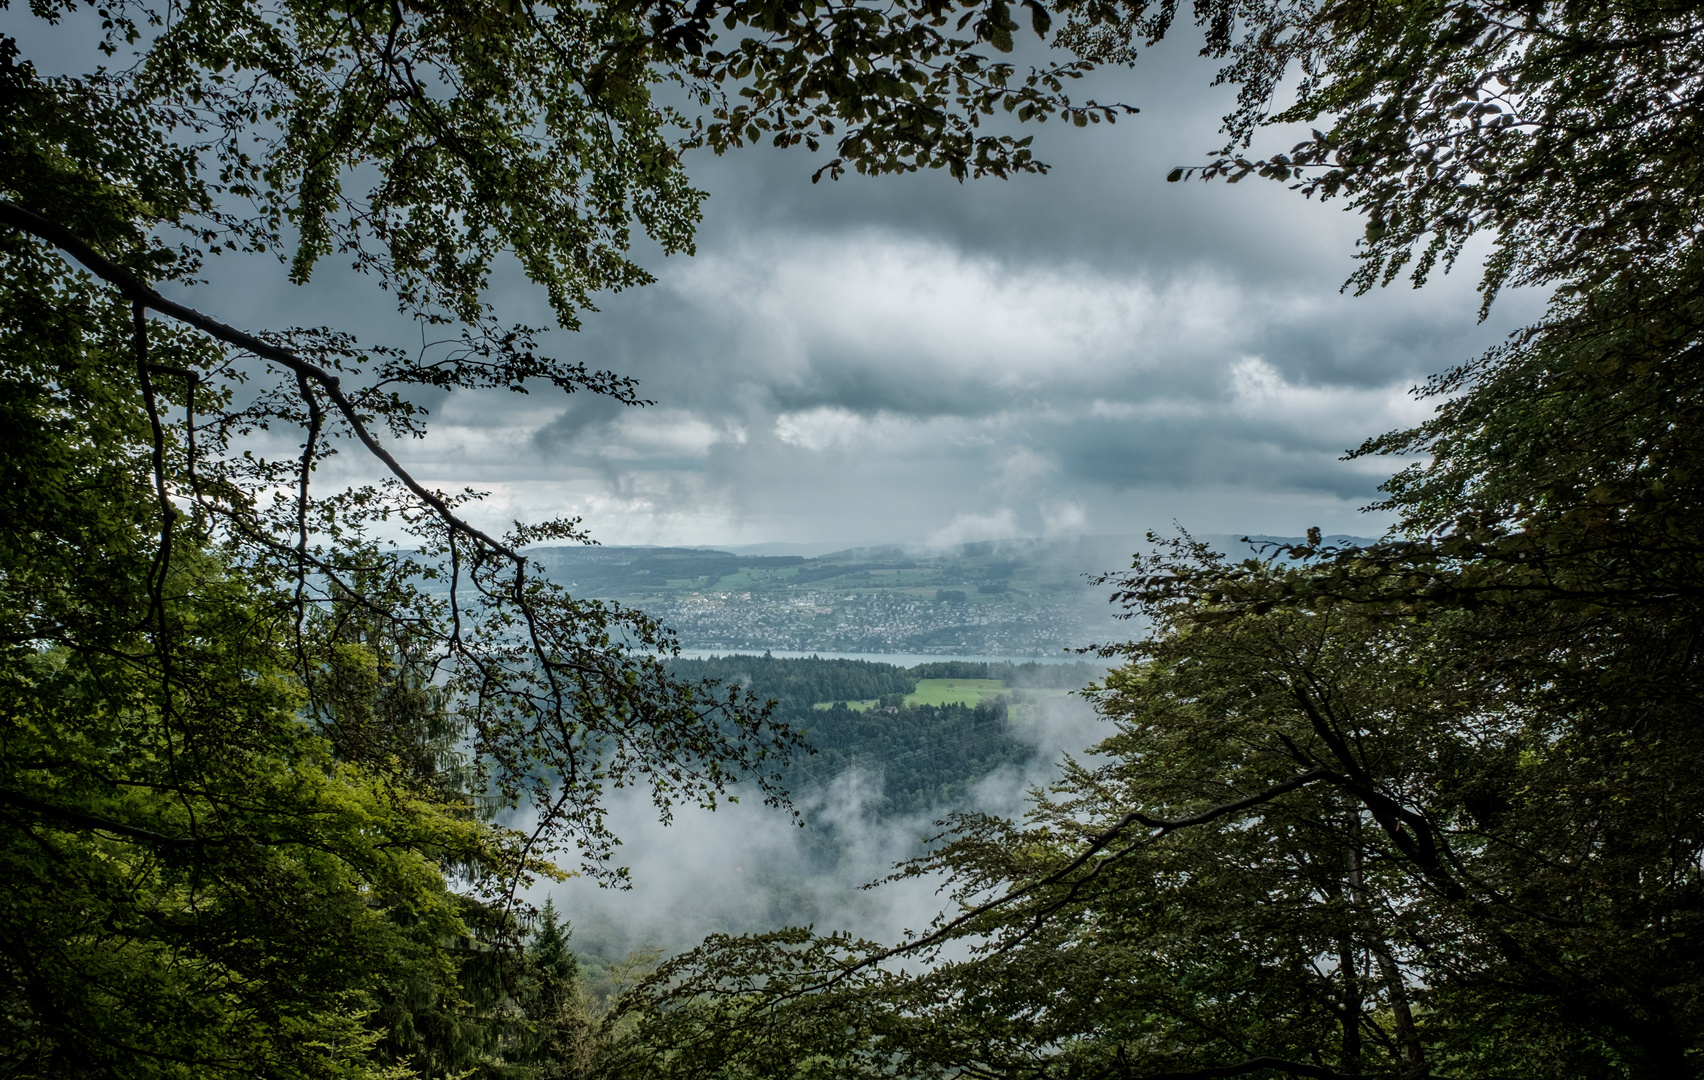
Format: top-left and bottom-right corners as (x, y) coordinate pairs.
(0, 199), (522, 566)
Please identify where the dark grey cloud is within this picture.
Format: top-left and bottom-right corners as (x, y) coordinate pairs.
(533, 395), (645, 452)
(391, 206), (1540, 545)
(675, 32), (1341, 279)
(46, 13), (1547, 548)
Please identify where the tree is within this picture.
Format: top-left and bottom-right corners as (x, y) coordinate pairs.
(0, 0), (1126, 1070)
(604, 1), (1704, 1077)
(618, 539), (1704, 1079)
(1150, 0), (1704, 307)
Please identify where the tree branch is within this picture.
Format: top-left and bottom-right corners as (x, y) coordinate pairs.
(1119, 1057), (1373, 1080)
(0, 199), (521, 565)
(0, 788), (204, 848)
(785, 766), (1332, 995)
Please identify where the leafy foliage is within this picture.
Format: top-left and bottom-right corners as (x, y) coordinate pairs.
(12, 0), (1703, 1072)
(1159, 0), (1704, 308)
(600, 2), (1704, 1078)
(0, 0), (1146, 1069)
(618, 547), (1704, 1078)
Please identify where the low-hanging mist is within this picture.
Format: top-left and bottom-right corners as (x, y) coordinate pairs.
(538, 688), (1105, 965)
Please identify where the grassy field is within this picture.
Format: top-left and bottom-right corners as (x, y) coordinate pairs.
(812, 699), (880, 712)
(813, 678), (1008, 711)
(905, 679), (1007, 707)
(811, 681), (1078, 711)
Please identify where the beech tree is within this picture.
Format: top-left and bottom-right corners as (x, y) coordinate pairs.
(610, 1), (1704, 1077)
(0, 0), (1119, 1071)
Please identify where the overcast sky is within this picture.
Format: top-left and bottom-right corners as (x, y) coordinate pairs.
(134, 25), (1544, 551)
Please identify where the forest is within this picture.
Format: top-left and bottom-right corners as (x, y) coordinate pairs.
(4, 0), (1702, 1076)
(663, 655), (1103, 820)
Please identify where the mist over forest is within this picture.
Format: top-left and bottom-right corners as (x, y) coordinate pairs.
(544, 654), (1108, 968)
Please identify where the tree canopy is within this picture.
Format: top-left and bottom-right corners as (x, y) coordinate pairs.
(0, 0), (1130, 1070)
(9, 0), (1703, 1074)
(604, 1), (1704, 1078)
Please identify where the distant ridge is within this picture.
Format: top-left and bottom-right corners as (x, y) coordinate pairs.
(504, 532), (1390, 656)
(1204, 533), (1381, 557)
(721, 541), (851, 558)
(812, 533), (1385, 566)
(521, 533), (1386, 569)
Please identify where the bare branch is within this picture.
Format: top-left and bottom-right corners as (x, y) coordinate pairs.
(0, 199), (520, 565)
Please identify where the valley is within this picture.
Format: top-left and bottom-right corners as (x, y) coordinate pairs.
(523, 533), (1372, 657)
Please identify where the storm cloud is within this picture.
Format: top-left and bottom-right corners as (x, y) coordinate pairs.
(158, 28), (1544, 550)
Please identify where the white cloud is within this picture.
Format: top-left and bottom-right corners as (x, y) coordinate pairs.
(1041, 501), (1089, 537)
(671, 231), (1251, 397)
(773, 406), (871, 451)
(604, 409), (727, 460)
(926, 509), (1020, 548)
(992, 446), (1058, 490)
(1225, 355), (1433, 446)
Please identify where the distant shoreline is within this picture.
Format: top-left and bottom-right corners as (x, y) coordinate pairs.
(671, 648), (1095, 666)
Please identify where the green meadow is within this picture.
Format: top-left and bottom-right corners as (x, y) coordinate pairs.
(812, 698), (881, 712)
(812, 678), (1019, 711)
(905, 678), (1008, 707)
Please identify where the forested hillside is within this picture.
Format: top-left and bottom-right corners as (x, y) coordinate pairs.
(789, 700), (1029, 818)
(664, 656), (1103, 820)
(666, 655), (917, 714)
